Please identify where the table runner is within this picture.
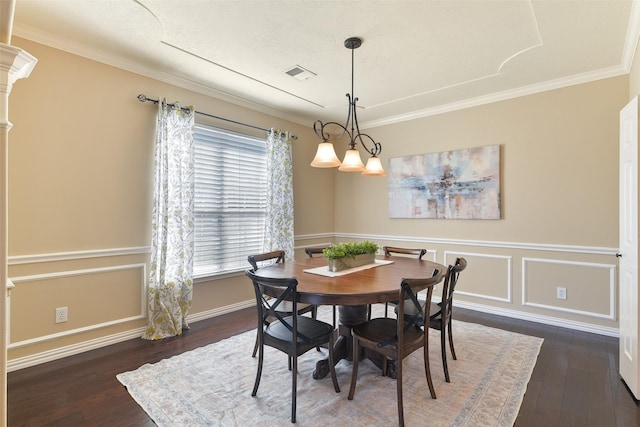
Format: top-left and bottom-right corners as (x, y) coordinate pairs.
(303, 259), (394, 277)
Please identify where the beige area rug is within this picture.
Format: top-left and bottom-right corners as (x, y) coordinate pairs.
(117, 305), (543, 426)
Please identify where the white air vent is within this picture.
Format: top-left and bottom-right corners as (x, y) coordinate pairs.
(284, 65), (316, 81)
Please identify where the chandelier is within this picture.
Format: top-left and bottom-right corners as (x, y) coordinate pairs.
(310, 37), (386, 176)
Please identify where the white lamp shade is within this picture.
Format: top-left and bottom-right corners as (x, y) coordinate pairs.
(338, 149), (365, 172)
(310, 142), (341, 168)
(362, 156), (386, 176)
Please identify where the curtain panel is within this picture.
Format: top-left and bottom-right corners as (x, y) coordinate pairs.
(263, 129), (295, 260)
(143, 100), (195, 340)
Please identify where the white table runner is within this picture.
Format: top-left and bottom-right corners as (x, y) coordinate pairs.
(303, 259), (394, 277)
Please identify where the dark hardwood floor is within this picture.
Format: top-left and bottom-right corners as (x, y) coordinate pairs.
(7, 306), (640, 426)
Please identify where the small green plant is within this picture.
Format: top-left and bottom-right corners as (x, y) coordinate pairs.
(322, 241), (379, 261)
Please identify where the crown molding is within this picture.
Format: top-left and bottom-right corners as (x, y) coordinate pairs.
(361, 64), (630, 129)
(10, 23), (309, 126)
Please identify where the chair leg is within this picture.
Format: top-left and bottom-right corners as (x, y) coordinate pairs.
(313, 306), (322, 352)
(252, 333), (259, 358)
(327, 332), (340, 393)
(332, 305), (337, 328)
(348, 338), (361, 400)
(441, 327), (450, 383)
(252, 339), (264, 397)
(448, 316), (457, 360)
(291, 353), (297, 423)
(423, 337), (437, 399)
(397, 357), (404, 427)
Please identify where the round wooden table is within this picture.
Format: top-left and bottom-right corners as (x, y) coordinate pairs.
(251, 255), (445, 378)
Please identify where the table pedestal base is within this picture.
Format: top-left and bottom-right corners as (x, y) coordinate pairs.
(312, 305), (397, 379)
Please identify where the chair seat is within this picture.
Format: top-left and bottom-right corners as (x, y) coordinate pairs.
(266, 315), (335, 344)
(352, 318), (424, 348)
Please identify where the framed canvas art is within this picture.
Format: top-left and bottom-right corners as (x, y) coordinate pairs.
(388, 144), (501, 219)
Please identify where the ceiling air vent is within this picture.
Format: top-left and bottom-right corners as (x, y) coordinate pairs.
(284, 65), (316, 81)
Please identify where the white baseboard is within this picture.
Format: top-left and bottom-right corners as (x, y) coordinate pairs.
(8, 297), (616, 372)
(453, 300), (619, 338)
(7, 299), (256, 372)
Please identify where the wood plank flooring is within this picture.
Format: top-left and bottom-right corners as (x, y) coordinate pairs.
(7, 306), (640, 426)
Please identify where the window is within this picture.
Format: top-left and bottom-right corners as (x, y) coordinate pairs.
(193, 124), (267, 276)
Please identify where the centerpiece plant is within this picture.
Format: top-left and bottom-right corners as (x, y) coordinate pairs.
(323, 241), (380, 272)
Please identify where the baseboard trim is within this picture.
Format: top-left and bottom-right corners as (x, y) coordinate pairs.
(454, 300), (619, 338)
(8, 297), (616, 372)
(7, 299), (255, 372)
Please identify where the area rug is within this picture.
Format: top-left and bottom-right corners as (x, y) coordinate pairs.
(117, 305), (543, 426)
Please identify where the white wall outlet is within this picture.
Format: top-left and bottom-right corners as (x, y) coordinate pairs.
(55, 307), (68, 323)
(556, 287), (567, 300)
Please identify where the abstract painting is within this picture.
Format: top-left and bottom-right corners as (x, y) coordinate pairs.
(388, 145), (501, 219)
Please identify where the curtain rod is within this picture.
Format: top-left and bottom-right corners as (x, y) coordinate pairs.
(136, 94), (297, 140)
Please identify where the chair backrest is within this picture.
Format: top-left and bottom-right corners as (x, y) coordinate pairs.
(383, 246), (427, 260)
(246, 268), (300, 335)
(379, 271), (441, 348)
(304, 246), (329, 258)
(439, 257), (467, 321)
(248, 250), (285, 271)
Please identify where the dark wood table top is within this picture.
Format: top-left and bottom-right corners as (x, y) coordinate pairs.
(250, 255), (445, 306)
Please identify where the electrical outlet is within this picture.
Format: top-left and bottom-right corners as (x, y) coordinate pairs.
(55, 307), (68, 323)
(556, 287), (567, 300)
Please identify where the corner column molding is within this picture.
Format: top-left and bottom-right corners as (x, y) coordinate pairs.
(0, 43), (37, 130)
(0, 40), (37, 427)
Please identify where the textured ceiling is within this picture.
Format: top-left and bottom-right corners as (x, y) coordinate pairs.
(11, 0), (640, 128)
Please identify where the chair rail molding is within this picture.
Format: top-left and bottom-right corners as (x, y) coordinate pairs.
(8, 246), (152, 265)
(330, 232), (618, 256)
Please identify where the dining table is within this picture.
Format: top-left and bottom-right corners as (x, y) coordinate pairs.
(250, 254), (446, 379)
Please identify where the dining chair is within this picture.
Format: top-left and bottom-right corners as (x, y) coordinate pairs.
(247, 250), (318, 358)
(246, 269), (340, 424)
(304, 246), (337, 327)
(348, 271), (441, 427)
(381, 246), (428, 317)
(397, 257), (467, 382)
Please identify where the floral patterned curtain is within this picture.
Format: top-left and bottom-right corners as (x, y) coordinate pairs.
(263, 129), (294, 260)
(143, 99), (195, 340)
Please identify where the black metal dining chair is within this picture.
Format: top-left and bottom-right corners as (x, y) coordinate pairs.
(397, 257), (467, 382)
(248, 250), (318, 358)
(348, 271), (441, 427)
(246, 269), (340, 423)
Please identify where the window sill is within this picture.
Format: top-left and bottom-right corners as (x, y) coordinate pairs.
(193, 268), (246, 284)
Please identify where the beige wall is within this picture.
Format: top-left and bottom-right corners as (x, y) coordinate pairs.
(5, 33), (634, 368)
(6, 38), (334, 366)
(330, 76), (627, 335)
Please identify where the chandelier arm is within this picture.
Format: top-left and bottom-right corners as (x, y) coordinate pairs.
(354, 133), (382, 157)
(350, 95), (382, 157)
(313, 120), (351, 143)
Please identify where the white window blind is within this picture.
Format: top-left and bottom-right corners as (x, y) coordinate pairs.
(193, 124), (267, 276)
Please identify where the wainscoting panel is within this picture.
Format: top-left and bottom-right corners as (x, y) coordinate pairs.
(444, 251), (512, 303)
(8, 263), (147, 348)
(522, 257), (616, 320)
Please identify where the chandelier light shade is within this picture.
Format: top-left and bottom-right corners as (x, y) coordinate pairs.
(362, 156), (386, 176)
(338, 149), (365, 172)
(310, 142), (341, 167)
(311, 37), (386, 176)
